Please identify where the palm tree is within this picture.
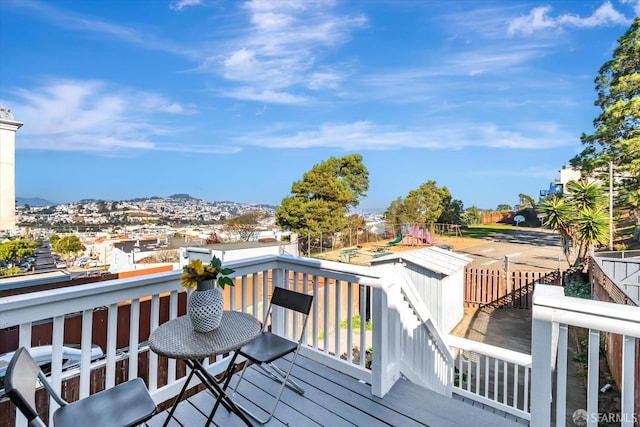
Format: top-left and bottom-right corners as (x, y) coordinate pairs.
(565, 179), (606, 212)
(538, 196), (574, 266)
(538, 179), (610, 271)
(574, 207), (609, 262)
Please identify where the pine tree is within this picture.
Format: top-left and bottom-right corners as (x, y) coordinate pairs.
(572, 17), (640, 225)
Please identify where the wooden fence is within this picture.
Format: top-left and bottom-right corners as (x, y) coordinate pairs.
(464, 267), (561, 309)
(589, 257), (640, 424)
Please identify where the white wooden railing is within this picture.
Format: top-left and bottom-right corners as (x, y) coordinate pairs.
(447, 335), (531, 421)
(395, 270), (454, 396)
(0, 253), (453, 426)
(8, 254), (634, 427)
(531, 284), (639, 427)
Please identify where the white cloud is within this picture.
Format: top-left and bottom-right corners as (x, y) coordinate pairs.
(250, 10), (294, 31)
(307, 70), (344, 90)
(508, 1), (633, 36)
(9, 0), (201, 59)
(211, 0), (366, 103)
(224, 87), (308, 104)
(508, 6), (557, 36)
(620, 0), (640, 15)
(236, 120), (575, 151)
(223, 48), (259, 80)
(13, 1), (363, 105)
(9, 79), (201, 153)
(170, 0), (204, 11)
(447, 46), (548, 76)
(557, 1), (630, 27)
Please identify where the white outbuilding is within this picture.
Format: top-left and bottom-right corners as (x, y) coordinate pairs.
(369, 246), (472, 333)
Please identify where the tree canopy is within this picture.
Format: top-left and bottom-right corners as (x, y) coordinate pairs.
(538, 179), (609, 271)
(52, 235), (85, 259)
(384, 180), (461, 226)
(275, 154), (369, 235)
(572, 17), (640, 220)
(224, 211), (268, 242)
(462, 206), (482, 225)
(0, 239), (36, 263)
(516, 194), (536, 210)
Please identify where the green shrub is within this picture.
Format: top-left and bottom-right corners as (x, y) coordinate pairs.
(0, 266), (23, 276)
(565, 280), (591, 299)
(340, 314), (372, 331)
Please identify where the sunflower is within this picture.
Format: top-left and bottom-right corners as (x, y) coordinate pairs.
(180, 256), (235, 289)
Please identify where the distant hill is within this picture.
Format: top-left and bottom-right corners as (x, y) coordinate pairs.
(16, 197), (55, 206)
(16, 194), (279, 211)
(167, 193), (196, 199)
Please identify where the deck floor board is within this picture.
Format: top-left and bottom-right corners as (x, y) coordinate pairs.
(145, 355), (525, 426)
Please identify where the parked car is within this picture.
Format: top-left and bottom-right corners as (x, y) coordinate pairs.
(56, 260), (67, 268)
(74, 256), (91, 267)
(0, 344), (104, 392)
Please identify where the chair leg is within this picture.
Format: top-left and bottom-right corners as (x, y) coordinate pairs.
(233, 369), (288, 425)
(230, 357), (304, 425)
(258, 363), (304, 394)
(230, 360), (250, 397)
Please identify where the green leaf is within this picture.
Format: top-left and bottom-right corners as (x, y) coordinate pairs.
(218, 276), (234, 289)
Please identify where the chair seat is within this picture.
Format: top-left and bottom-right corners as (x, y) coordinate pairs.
(239, 331), (298, 364)
(53, 378), (156, 427)
(230, 287), (313, 424)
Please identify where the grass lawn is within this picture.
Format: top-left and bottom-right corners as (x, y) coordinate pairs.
(461, 224), (517, 239)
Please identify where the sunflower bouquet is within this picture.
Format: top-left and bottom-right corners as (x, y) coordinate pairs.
(181, 255), (235, 289)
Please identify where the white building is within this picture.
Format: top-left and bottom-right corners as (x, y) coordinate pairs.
(0, 108), (23, 232)
(554, 164), (582, 194)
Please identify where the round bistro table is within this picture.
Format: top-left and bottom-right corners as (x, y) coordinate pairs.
(149, 311), (261, 426)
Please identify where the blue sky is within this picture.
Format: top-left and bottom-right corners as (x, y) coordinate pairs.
(1, 0), (638, 212)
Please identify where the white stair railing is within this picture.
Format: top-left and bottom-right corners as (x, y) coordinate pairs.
(397, 269), (454, 396)
(531, 284), (639, 427)
(447, 334), (532, 421)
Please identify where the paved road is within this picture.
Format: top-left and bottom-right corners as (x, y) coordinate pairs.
(456, 228), (566, 271)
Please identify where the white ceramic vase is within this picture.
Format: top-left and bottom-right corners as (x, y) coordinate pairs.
(188, 279), (224, 332)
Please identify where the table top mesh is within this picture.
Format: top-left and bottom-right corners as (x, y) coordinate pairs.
(149, 311), (261, 360)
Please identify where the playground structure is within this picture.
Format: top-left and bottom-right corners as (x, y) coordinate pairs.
(387, 223), (463, 247)
(387, 233), (403, 246)
(312, 222), (468, 265)
(300, 222), (464, 260)
(399, 224), (438, 246)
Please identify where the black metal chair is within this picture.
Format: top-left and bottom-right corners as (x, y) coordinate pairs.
(5, 347), (157, 427)
(231, 287), (313, 424)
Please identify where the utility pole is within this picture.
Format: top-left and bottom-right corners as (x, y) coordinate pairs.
(609, 161), (613, 250)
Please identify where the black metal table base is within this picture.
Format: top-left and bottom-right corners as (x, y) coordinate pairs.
(161, 352), (251, 427)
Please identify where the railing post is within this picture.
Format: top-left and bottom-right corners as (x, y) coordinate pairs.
(531, 306), (554, 425)
(621, 335), (636, 427)
(371, 278), (403, 397)
(371, 285), (387, 397)
(271, 267), (286, 336)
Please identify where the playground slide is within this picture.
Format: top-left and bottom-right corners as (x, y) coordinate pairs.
(387, 233), (403, 246)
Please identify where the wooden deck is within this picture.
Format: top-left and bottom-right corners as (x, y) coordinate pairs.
(145, 355), (526, 427)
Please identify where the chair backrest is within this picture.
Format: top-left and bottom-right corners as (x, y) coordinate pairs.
(270, 287), (313, 315)
(267, 287), (313, 344)
(5, 347), (44, 422)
